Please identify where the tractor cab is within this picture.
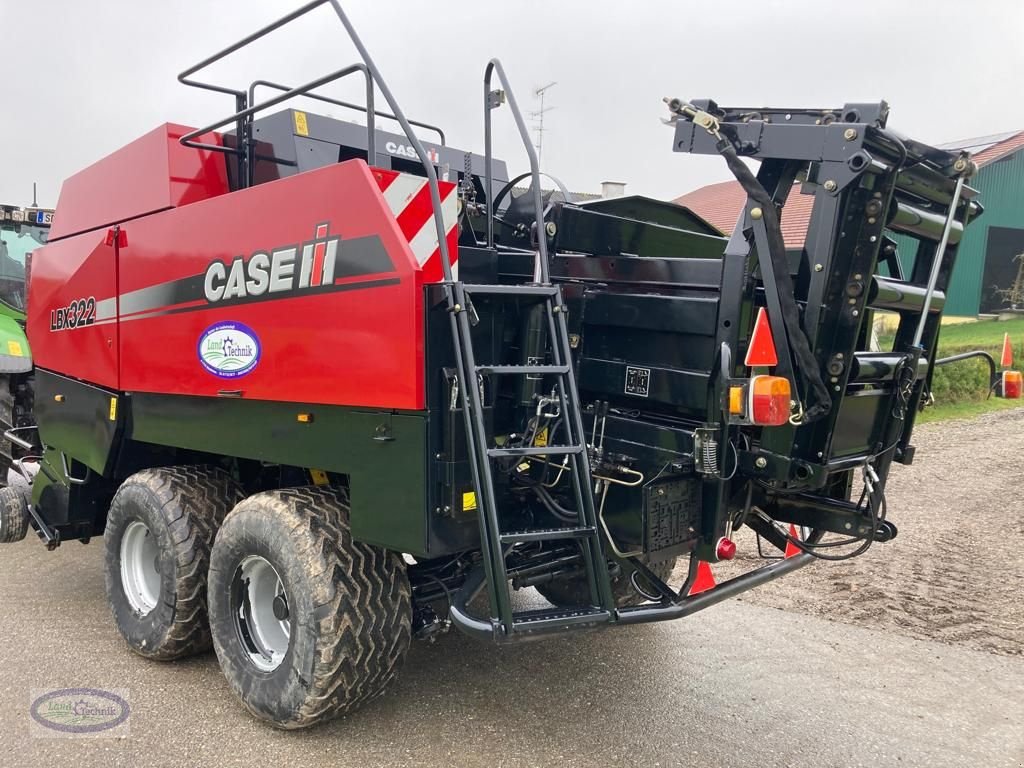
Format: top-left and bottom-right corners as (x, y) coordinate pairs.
(0, 206), (52, 314)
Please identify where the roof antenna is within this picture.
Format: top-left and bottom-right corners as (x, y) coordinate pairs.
(31, 182), (37, 208)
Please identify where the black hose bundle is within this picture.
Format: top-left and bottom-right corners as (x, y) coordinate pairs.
(715, 137), (833, 424)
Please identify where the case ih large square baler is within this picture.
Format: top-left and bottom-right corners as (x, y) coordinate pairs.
(0, 1), (984, 729)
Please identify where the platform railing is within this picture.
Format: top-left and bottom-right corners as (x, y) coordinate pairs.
(175, 0), (451, 276)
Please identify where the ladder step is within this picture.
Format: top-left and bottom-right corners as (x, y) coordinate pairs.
(476, 364), (570, 375)
(499, 526), (595, 543)
(487, 445), (584, 458)
(512, 607), (612, 634)
(460, 283), (560, 296)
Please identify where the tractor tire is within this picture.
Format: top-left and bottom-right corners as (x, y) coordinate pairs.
(104, 466), (244, 660)
(208, 486), (412, 729)
(0, 378), (14, 484)
(536, 555), (678, 608)
(0, 484), (30, 543)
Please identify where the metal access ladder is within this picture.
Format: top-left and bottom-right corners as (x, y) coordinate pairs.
(441, 61), (616, 640)
(273, 3), (615, 640)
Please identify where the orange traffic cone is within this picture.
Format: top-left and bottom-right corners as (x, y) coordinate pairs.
(784, 524), (803, 558)
(1001, 333), (1014, 368)
(687, 561), (717, 596)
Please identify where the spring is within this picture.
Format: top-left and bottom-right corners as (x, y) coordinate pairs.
(701, 437), (719, 474)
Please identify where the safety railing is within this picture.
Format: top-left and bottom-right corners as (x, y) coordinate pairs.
(176, 0), (451, 278)
(484, 59), (550, 283)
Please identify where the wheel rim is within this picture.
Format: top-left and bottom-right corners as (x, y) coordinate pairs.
(234, 556), (291, 672)
(120, 521), (161, 615)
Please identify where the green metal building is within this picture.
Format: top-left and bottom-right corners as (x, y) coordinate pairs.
(899, 131), (1024, 316)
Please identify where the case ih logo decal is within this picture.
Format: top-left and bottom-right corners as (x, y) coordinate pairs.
(47, 225), (397, 329)
(198, 321), (261, 378)
(384, 141), (440, 164)
(204, 223), (339, 304)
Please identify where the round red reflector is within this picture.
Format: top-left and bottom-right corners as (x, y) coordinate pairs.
(716, 537), (737, 561)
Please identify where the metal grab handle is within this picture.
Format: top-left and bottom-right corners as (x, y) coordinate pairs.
(60, 451), (89, 485)
(484, 59), (550, 283)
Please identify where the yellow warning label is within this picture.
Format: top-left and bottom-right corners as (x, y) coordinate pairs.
(310, 468), (329, 486)
(294, 110), (309, 136)
(534, 427), (548, 447)
(109, 397), (117, 421)
(462, 491), (477, 512)
(6, 340), (22, 356)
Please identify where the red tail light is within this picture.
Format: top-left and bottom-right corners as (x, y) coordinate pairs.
(749, 375), (791, 426)
(1003, 370), (1022, 399)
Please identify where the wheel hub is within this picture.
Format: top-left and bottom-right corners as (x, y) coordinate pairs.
(234, 556), (291, 672)
(120, 520), (161, 615)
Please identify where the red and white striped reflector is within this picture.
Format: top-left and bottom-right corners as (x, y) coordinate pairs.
(376, 172), (459, 282)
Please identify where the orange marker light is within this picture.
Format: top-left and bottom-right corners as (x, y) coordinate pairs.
(1003, 371), (1022, 399)
(745, 307), (779, 367)
(728, 386), (745, 415)
(749, 375), (791, 426)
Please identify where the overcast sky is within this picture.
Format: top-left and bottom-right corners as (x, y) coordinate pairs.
(2, 1), (1022, 207)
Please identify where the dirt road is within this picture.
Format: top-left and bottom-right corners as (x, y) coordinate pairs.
(692, 407), (1024, 657)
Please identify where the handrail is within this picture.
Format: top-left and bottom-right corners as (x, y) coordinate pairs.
(175, 0), (450, 277)
(484, 59), (550, 283)
(934, 349), (998, 398)
(248, 79), (446, 147)
(179, 65), (375, 182)
(325, 0), (450, 279)
(178, 0), (328, 98)
(176, 0), (448, 246)
(247, 75), (374, 187)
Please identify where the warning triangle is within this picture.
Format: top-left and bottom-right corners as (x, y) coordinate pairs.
(784, 524), (802, 559)
(1001, 333), (1013, 368)
(745, 307), (779, 367)
(688, 561), (717, 596)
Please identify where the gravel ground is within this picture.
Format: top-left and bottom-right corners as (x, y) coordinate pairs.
(0, 408), (1021, 767)
(674, 406), (1024, 657)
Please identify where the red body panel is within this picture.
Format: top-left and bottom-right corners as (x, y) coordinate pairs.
(49, 124), (229, 241)
(27, 232), (120, 389)
(30, 156), (458, 412)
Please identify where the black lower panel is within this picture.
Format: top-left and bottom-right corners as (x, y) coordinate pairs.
(34, 369), (122, 475)
(110, 393), (462, 556)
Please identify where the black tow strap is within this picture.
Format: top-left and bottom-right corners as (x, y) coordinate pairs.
(715, 137), (832, 424)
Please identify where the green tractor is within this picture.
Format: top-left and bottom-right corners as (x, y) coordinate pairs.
(0, 204), (50, 484)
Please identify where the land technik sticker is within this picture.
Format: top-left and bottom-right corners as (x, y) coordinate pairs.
(198, 321), (261, 379)
(29, 688), (131, 737)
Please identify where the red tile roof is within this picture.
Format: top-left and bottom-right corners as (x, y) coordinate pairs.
(674, 130), (1024, 249)
(673, 181), (816, 248)
(969, 130), (1024, 167)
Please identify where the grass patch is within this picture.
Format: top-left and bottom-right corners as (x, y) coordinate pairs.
(916, 396), (1024, 424)
(875, 317), (1023, 417)
(932, 316), (1024, 348)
